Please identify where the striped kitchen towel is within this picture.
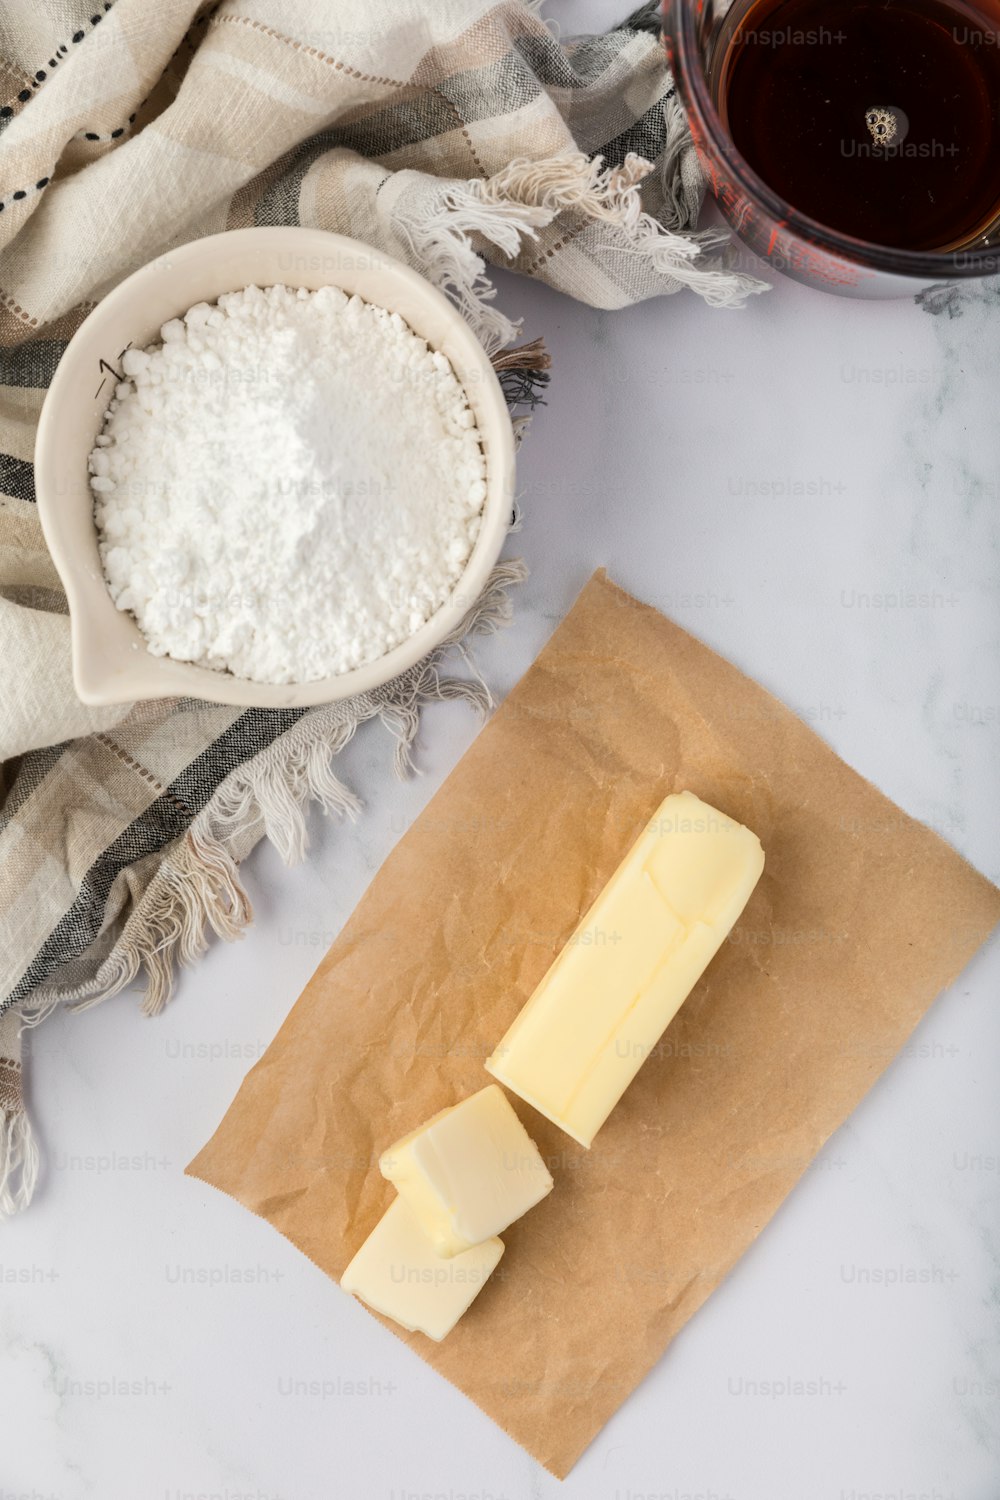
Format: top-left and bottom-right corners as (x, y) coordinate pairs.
(0, 0), (765, 1213)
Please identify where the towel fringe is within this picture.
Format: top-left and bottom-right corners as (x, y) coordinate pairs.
(396, 149), (764, 341)
(394, 177), (550, 352)
(0, 1108), (39, 1218)
(23, 559), (528, 1027)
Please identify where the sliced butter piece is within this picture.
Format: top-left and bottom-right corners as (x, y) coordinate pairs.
(485, 790), (764, 1148)
(340, 1196), (503, 1341)
(380, 1084), (553, 1257)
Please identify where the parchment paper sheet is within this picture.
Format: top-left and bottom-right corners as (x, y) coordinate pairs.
(188, 570), (1000, 1477)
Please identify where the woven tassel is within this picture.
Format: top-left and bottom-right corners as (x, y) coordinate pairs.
(0, 1108), (39, 1216)
(0, 1013), (38, 1216)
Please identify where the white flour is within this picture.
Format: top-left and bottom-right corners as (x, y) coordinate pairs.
(90, 284), (487, 683)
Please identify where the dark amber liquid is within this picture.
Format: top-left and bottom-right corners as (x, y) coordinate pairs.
(716, 0), (1000, 250)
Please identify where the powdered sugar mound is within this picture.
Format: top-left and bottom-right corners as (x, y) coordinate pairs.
(90, 283), (488, 683)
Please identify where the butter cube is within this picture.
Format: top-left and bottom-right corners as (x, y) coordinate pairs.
(380, 1085), (554, 1257)
(340, 1196), (503, 1341)
(486, 790), (764, 1148)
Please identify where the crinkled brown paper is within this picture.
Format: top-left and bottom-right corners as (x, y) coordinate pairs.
(188, 570), (1000, 1477)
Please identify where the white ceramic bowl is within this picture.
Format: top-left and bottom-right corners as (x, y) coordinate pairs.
(35, 227), (516, 708)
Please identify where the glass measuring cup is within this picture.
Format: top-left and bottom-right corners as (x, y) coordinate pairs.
(661, 0), (1000, 297)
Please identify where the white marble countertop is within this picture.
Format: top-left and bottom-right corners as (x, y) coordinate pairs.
(5, 7), (1000, 1492)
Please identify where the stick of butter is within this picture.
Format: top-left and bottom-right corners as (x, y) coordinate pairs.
(340, 1196), (504, 1341)
(379, 1084), (554, 1257)
(485, 790), (764, 1148)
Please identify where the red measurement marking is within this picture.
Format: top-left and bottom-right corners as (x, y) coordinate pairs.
(766, 225), (781, 256)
